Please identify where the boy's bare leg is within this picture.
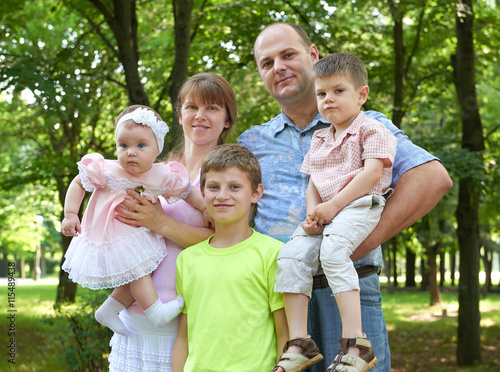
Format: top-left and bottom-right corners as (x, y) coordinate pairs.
(336, 290), (363, 356)
(283, 292), (309, 353)
(275, 293), (321, 372)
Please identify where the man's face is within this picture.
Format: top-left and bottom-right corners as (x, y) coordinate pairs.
(254, 25), (319, 106)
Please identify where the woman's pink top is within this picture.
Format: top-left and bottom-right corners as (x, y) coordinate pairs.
(127, 175), (204, 314)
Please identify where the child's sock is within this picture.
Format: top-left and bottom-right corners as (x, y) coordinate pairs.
(95, 296), (129, 336)
(144, 295), (184, 327)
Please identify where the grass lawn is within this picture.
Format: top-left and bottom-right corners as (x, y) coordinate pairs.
(0, 283), (68, 371)
(383, 288), (500, 371)
(0, 281), (498, 371)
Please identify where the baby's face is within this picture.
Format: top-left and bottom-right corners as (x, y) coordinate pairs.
(116, 122), (158, 175)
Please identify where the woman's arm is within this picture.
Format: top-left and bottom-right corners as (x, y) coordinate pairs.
(183, 187), (205, 212)
(172, 313), (188, 372)
(351, 160), (452, 260)
(115, 190), (213, 248)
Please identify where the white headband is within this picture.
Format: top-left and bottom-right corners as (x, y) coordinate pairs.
(116, 107), (169, 154)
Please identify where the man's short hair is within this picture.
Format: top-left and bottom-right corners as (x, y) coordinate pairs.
(311, 53), (368, 88)
(254, 22), (312, 56)
(200, 144), (262, 192)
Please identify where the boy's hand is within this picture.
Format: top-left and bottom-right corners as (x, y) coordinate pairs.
(61, 213), (81, 237)
(302, 217), (324, 235)
(309, 201), (339, 226)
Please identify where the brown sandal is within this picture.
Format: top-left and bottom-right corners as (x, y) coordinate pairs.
(271, 336), (323, 372)
(326, 334), (378, 372)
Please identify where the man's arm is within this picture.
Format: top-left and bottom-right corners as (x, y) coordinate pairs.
(351, 160), (452, 261)
(172, 313), (188, 372)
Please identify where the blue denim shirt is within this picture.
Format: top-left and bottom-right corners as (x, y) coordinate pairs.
(239, 110), (438, 268)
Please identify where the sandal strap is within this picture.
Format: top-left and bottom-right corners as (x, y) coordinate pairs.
(326, 335), (377, 372)
(274, 352), (309, 369)
(328, 354), (376, 372)
(283, 335), (321, 359)
(285, 337), (310, 350)
(345, 337), (371, 349)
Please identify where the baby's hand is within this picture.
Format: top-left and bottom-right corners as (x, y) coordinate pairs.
(302, 218), (324, 235)
(61, 214), (82, 237)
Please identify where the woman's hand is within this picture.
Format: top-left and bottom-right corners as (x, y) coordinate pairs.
(115, 190), (165, 232)
(203, 209), (215, 229)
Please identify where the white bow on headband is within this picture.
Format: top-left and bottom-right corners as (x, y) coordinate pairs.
(116, 107), (169, 154)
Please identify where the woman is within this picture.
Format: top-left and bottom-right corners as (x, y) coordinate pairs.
(108, 73), (238, 371)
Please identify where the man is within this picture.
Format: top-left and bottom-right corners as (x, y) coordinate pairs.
(239, 22), (452, 371)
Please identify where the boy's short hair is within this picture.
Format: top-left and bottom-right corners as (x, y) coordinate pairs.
(200, 144), (262, 192)
(311, 52), (368, 88)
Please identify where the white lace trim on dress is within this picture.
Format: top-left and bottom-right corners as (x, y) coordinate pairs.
(62, 227), (167, 289)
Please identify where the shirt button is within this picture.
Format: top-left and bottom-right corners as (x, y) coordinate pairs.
(301, 132), (307, 137)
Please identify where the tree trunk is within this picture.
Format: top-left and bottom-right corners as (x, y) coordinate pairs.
(41, 245), (46, 278)
(420, 216), (442, 306)
(420, 257), (428, 290)
(388, 0), (405, 128)
(439, 251), (446, 287)
(450, 251), (457, 286)
(20, 257), (26, 279)
(453, 0), (484, 365)
(56, 186), (78, 303)
(164, 0), (194, 153)
(391, 236), (398, 287)
(0, 250), (6, 277)
(382, 242), (393, 293)
(110, 0), (149, 105)
(57, 232), (78, 303)
(34, 243), (41, 281)
(480, 245), (492, 295)
(428, 244), (442, 306)
(405, 247), (416, 288)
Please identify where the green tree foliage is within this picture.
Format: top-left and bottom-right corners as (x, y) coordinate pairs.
(1, 0), (499, 365)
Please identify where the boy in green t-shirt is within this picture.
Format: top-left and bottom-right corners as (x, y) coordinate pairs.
(173, 144), (288, 372)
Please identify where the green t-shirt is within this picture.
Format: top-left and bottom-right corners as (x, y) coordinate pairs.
(176, 230), (284, 371)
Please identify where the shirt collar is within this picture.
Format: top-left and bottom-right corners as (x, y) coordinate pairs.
(274, 111), (329, 137)
(315, 111), (365, 140)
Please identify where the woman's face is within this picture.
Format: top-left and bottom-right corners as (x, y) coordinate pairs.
(179, 96), (231, 147)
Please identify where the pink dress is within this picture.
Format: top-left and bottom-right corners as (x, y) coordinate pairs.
(62, 153), (192, 290)
(108, 174), (205, 372)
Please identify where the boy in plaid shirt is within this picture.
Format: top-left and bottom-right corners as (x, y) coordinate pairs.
(272, 53), (396, 372)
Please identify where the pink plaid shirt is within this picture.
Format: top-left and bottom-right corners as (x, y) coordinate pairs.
(301, 111), (397, 202)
